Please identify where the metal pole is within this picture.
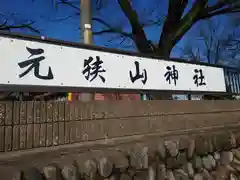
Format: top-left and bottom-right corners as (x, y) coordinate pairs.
(79, 0), (94, 101)
(81, 0), (93, 45)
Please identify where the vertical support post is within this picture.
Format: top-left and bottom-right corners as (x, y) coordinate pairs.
(77, 0), (95, 101)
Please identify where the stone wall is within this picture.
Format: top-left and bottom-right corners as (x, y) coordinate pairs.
(1, 101), (240, 179)
(7, 132), (240, 180)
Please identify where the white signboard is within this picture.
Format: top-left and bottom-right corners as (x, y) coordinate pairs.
(0, 36), (226, 92)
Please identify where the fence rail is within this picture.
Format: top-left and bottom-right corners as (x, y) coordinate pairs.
(224, 68), (240, 94)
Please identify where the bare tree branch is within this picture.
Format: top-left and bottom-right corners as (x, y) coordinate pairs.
(157, 0), (189, 57)
(0, 12), (40, 33)
(55, 0), (165, 51)
(93, 28), (133, 38)
(206, 0), (230, 12)
(199, 7), (240, 20)
(56, 0), (80, 10)
(157, 0), (239, 58)
(0, 21), (40, 33)
(172, 0), (208, 43)
(116, 0), (153, 53)
(92, 17), (131, 39)
(92, 14), (164, 38)
(182, 17), (239, 65)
